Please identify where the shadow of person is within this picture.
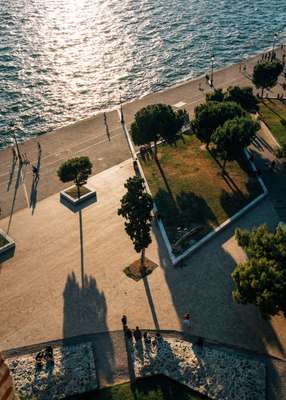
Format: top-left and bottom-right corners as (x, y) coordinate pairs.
(63, 272), (115, 386)
(30, 175), (39, 215)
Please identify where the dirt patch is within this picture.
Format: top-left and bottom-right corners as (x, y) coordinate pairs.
(124, 258), (158, 281)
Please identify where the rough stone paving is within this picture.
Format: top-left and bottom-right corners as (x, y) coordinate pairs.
(6, 342), (97, 399)
(132, 338), (265, 400)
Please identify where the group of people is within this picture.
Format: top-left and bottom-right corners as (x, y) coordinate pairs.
(121, 315), (163, 349)
(35, 345), (54, 368)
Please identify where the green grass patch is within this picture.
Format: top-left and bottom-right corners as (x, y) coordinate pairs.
(259, 99), (286, 146)
(68, 375), (209, 399)
(141, 136), (261, 253)
(0, 233), (8, 247)
(65, 185), (91, 199)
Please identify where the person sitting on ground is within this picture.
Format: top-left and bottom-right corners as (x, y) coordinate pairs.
(133, 326), (142, 342)
(44, 346), (54, 362)
(125, 326), (133, 340)
(143, 331), (151, 344)
(35, 351), (44, 367)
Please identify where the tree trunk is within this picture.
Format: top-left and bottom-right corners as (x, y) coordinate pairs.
(261, 88), (264, 98)
(75, 178), (80, 199)
(140, 248), (145, 273)
(153, 141), (158, 159)
(222, 157), (227, 174)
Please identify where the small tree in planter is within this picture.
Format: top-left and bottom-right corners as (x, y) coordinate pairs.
(118, 176), (154, 276)
(57, 156), (92, 199)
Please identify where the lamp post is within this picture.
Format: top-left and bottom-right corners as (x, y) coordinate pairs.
(272, 32), (278, 59)
(119, 86), (125, 124)
(211, 54), (215, 87)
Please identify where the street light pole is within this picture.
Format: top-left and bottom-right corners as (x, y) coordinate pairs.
(119, 86), (125, 124)
(272, 32), (278, 59)
(211, 54), (215, 87)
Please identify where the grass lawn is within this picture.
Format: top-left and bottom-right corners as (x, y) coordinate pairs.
(141, 136), (261, 252)
(0, 233), (8, 247)
(259, 99), (286, 146)
(67, 375), (209, 400)
(65, 185), (91, 199)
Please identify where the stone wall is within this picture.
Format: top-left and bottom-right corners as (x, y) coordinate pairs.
(0, 352), (15, 400)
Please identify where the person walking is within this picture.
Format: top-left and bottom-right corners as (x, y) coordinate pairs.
(133, 326), (142, 342)
(183, 313), (191, 328)
(121, 315), (127, 328)
(125, 327), (133, 341)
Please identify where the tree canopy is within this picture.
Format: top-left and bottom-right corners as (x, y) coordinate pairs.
(118, 176), (153, 268)
(192, 101), (244, 146)
(225, 86), (258, 113)
(130, 104), (189, 154)
(206, 86), (258, 112)
(232, 224), (286, 318)
(57, 156), (92, 197)
(212, 116), (259, 170)
(252, 61), (283, 96)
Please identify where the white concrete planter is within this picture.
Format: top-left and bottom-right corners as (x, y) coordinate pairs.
(60, 186), (97, 212)
(0, 229), (15, 260)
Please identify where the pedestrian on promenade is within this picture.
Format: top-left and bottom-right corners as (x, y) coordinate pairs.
(133, 326), (142, 342)
(12, 147), (17, 162)
(37, 141), (42, 155)
(121, 315), (127, 328)
(183, 313), (191, 328)
(125, 327), (133, 341)
(32, 165), (40, 183)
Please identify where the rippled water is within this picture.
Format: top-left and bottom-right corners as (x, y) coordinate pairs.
(0, 0), (285, 147)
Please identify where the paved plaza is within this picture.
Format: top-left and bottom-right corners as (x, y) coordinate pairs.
(1, 48), (286, 399)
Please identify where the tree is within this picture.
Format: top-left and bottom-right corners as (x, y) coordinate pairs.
(252, 61), (283, 97)
(130, 104), (189, 157)
(225, 86), (258, 113)
(206, 88), (224, 103)
(192, 101), (244, 147)
(232, 224), (286, 318)
(57, 156), (92, 198)
(118, 176), (153, 271)
(212, 116), (259, 171)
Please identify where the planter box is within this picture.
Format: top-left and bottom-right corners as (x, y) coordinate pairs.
(60, 186), (97, 212)
(0, 229), (15, 262)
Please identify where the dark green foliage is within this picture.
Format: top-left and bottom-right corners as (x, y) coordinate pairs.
(252, 61), (283, 95)
(130, 104), (189, 151)
(225, 86), (258, 112)
(192, 101), (244, 146)
(232, 224), (286, 318)
(57, 156), (92, 198)
(206, 88), (224, 103)
(212, 117), (259, 169)
(118, 177), (153, 266)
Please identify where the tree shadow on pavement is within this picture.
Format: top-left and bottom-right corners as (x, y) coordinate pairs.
(63, 272), (115, 386)
(152, 201), (286, 399)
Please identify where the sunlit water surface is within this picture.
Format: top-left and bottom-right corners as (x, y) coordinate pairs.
(0, 0), (285, 147)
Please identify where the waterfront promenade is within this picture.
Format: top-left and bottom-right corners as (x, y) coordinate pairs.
(0, 47), (285, 219)
(1, 48), (286, 399)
